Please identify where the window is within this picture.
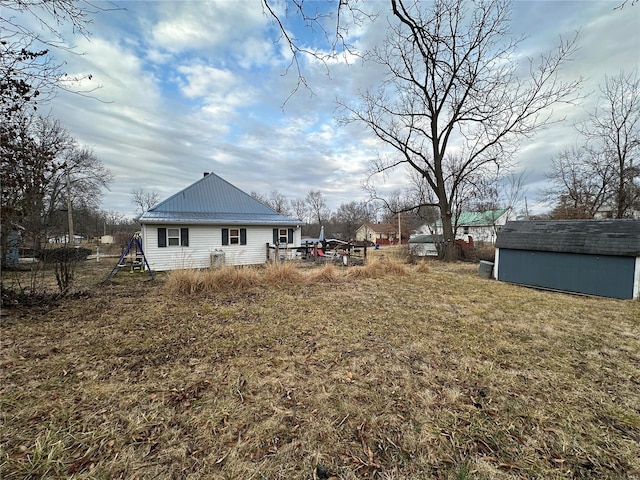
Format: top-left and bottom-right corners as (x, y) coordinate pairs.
(222, 228), (246, 245)
(272, 228), (294, 245)
(157, 227), (189, 247)
(229, 228), (240, 245)
(168, 228), (180, 246)
(463, 226), (470, 235)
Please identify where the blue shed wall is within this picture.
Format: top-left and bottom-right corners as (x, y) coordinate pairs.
(497, 249), (636, 300)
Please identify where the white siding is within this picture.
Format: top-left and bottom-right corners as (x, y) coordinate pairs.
(634, 256), (640, 300)
(141, 224), (301, 271)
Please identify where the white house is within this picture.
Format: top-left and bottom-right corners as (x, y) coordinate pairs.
(139, 172), (302, 271)
(428, 208), (513, 244)
(355, 222), (398, 245)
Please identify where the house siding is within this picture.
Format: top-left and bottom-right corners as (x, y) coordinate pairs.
(141, 225), (301, 271)
(496, 248), (637, 300)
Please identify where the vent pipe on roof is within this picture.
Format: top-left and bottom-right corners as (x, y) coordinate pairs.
(203, 172), (210, 177)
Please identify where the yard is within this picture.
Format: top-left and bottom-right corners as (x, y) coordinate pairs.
(1, 252), (639, 479)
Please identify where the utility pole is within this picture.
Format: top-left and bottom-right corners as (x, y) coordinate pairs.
(65, 163), (74, 245)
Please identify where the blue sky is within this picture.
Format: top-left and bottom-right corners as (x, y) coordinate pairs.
(38, 0), (640, 218)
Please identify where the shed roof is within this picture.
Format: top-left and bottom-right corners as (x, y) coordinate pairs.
(139, 172), (300, 226)
(434, 209), (508, 227)
(409, 234), (436, 244)
(495, 220), (640, 256)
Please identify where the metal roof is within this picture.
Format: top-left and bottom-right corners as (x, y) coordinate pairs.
(495, 220), (640, 256)
(409, 234), (436, 243)
(435, 209), (509, 227)
(139, 172), (300, 226)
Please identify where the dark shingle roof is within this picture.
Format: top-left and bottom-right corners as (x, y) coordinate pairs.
(495, 220), (640, 256)
(139, 172), (300, 226)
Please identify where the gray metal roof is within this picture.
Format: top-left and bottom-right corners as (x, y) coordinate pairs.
(409, 234), (436, 244)
(495, 220), (640, 256)
(139, 172), (300, 226)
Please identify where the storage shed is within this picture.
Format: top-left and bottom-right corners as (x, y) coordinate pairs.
(408, 234), (438, 257)
(494, 220), (640, 300)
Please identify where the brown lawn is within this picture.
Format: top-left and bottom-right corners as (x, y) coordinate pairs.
(1, 253), (639, 479)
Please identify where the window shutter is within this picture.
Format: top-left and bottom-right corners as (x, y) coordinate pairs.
(287, 228), (293, 244)
(180, 228), (189, 247)
(158, 228), (167, 248)
(240, 228), (247, 245)
(273, 228), (278, 245)
(222, 228), (229, 246)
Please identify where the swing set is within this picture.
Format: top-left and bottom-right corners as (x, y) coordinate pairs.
(105, 232), (154, 281)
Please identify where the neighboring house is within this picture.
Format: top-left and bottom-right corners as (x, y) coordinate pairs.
(429, 208), (513, 243)
(139, 172), (302, 271)
(408, 234), (438, 257)
(355, 223), (398, 245)
(494, 220), (640, 300)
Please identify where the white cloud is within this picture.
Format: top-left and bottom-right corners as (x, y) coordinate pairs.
(36, 0), (639, 219)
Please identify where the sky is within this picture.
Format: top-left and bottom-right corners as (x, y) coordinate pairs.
(28, 0), (640, 219)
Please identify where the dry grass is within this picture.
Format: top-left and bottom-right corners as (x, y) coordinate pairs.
(1, 255), (639, 479)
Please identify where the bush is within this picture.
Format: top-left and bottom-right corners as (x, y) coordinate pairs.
(37, 247), (92, 263)
(474, 244), (495, 262)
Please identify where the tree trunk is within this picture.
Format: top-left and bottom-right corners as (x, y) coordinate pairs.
(440, 210), (457, 262)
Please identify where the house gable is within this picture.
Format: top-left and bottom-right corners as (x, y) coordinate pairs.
(140, 172), (300, 226)
(138, 173), (301, 270)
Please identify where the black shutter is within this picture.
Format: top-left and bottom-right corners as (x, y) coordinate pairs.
(180, 228), (189, 247)
(222, 228), (229, 246)
(273, 228), (278, 244)
(287, 228), (293, 244)
(158, 228), (167, 248)
(240, 228), (247, 245)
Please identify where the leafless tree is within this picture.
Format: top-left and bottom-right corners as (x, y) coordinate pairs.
(338, 0), (581, 260)
(1, 0), (118, 119)
(544, 147), (613, 219)
(261, 0), (375, 102)
(131, 189), (160, 216)
(333, 200), (376, 240)
(290, 197), (308, 223)
(305, 190), (330, 225)
(1, 114), (111, 263)
(251, 190), (292, 215)
(577, 70), (640, 218)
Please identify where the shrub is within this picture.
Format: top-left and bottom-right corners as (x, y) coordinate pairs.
(264, 261), (303, 285)
(306, 264), (338, 283)
(37, 247), (92, 263)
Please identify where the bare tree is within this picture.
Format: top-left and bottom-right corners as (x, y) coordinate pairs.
(334, 200), (376, 240)
(1, 0), (117, 120)
(251, 190), (292, 215)
(261, 0), (375, 102)
(544, 147), (612, 219)
(335, 0), (582, 259)
(131, 189), (160, 216)
(305, 190), (331, 225)
(290, 197), (308, 223)
(577, 70), (640, 218)
(1, 114), (111, 263)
